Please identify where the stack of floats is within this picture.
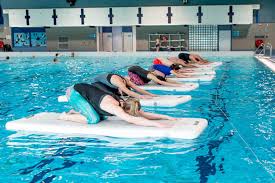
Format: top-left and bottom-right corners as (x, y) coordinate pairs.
(5, 62), (222, 139)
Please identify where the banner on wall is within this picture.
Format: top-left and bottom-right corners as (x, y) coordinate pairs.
(11, 27), (47, 48)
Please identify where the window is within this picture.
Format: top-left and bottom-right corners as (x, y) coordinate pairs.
(189, 25), (218, 51)
(58, 37), (69, 50)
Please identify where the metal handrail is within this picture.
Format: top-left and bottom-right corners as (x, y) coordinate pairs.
(265, 43), (273, 57)
(255, 42), (273, 58)
(254, 43), (264, 55)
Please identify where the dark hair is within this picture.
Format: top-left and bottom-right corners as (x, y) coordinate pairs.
(170, 64), (183, 70)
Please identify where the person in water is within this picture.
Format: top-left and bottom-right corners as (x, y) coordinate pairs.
(60, 83), (175, 128)
(152, 64), (193, 78)
(177, 52), (210, 65)
(128, 66), (183, 86)
(94, 73), (157, 99)
(53, 53), (59, 63)
(153, 57), (197, 69)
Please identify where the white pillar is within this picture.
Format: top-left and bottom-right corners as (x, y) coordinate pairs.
(132, 26), (136, 52)
(96, 27), (100, 52)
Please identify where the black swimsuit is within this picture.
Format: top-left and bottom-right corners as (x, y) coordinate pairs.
(74, 83), (121, 117)
(128, 65), (166, 83)
(178, 53), (190, 63)
(128, 66), (151, 83)
(94, 74), (129, 96)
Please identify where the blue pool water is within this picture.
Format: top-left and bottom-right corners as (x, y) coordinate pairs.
(0, 54), (274, 182)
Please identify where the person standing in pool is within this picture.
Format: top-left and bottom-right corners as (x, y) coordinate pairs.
(127, 65), (183, 86)
(94, 73), (157, 99)
(60, 83), (175, 128)
(53, 53), (59, 63)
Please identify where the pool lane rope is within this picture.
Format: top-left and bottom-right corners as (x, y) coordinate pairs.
(214, 71), (274, 178)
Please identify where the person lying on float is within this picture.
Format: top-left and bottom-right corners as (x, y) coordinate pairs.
(128, 66), (183, 86)
(94, 73), (157, 99)
(152, 64), (194, 78)
(60, 83), (175, 128)
(176, 52), (210, 65)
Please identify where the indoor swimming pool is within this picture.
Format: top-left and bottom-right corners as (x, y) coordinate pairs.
(0, 53), (274, 182)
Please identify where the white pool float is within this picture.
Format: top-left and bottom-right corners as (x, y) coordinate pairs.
(182, 67), (214, 72)
(167, 75), (215, 82)
(194, 62), (222, 68)
(140, 95), (191, 107)
(181, 70), (216, 76)
(5, 112), (208, 139)
(58, 95), (192, 107)
(139, 83), (199, 92)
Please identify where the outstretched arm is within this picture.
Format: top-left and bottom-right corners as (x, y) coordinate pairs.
(170, 70), (191, 78)
(100, 96), (171, 128)
(139, 110), (176, 120)
(112, 77), (142, 98)
(190, 54), (209, 64)
(126, 78), (157, 97)
(148, 73), (182, 87)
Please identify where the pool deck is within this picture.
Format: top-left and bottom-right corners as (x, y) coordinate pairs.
(254, 55), (275, 72)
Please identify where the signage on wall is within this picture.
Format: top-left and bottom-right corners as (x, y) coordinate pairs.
(11, 27), (47, 48)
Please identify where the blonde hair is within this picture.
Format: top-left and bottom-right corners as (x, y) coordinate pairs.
(122, 98), (141, 116)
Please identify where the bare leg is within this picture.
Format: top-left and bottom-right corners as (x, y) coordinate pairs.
(58, 112), (88, 124)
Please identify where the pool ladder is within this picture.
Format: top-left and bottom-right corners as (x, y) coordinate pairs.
(254, 42), (273, 58)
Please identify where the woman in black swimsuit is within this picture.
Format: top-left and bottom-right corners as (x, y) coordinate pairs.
(61, 83), (175, 128)
(128, 66), (183, 86)
(94, 73), (156, 99)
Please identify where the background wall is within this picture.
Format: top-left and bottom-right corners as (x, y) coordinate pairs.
(232, 23), (275, 51)
(46, 27), (97, 51)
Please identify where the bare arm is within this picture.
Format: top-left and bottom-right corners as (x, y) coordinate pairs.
(100, 96), (169, 127)
(126, 79), (157, 97)
(148, 73), (182, 87)
(170, 70), (191, 78)
(139, 110), (176, 120)
(112, 76), (142, 98)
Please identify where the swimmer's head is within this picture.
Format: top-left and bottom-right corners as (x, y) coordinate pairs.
(122, 97), (141, 116)
(6, 56), (10, 60)
(170, 64), (183, 70)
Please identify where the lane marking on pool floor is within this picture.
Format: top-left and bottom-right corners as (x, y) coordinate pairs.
(214, 70), (274, 178)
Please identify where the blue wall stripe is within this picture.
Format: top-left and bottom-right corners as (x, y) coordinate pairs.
(102, 27), (112, 33)
(122, 26), (132, 32)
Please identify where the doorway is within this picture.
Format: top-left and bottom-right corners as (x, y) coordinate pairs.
(101, 26), (133, 52)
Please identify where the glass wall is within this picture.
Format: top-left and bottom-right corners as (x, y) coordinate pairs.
(189, 25), (218, 51)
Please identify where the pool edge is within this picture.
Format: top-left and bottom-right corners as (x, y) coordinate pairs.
(254, 55), (275, 72)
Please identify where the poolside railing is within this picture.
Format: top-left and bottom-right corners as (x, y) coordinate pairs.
(255, 42), (273, 58)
